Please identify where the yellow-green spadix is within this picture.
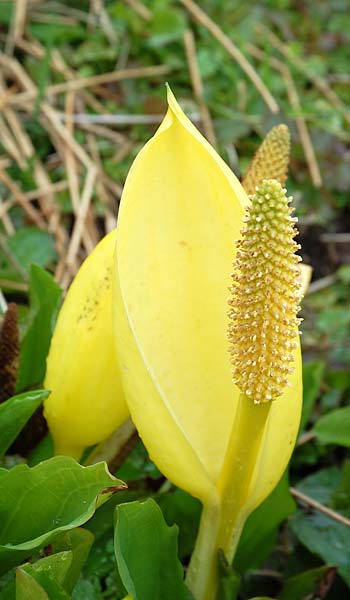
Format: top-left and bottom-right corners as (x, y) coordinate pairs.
(44, 230), (129, 459)
(114, 87), (306, 598)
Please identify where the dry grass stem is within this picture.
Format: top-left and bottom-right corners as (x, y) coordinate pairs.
(290, 487), (350, 528)
(247, 44), (322, 188)
(0, 169), (47, 228)
(0, 279), (28, 293)
(10, 65), (171, 105)
(72, 120), (127, 145)
(65, 166), (97, 272)
(0, 114), (26, 168)
(124, 0), (153, 21)
(179, 0), (279, 113)
(258, 24), (350, 124)
(184, 29), (217, 148)
(5, 0), (28, 56)
(90, 0), (119, 44)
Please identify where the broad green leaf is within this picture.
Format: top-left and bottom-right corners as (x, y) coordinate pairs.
(290, 467), (349, 582)
(278, 565), (336, 600)
(6, 228), (57, 274)
(85, 490), (145, 542)
(52, 529), (94, 592)
(0, 390), (49, 455)
(70, 579), (100, 600)
(114, 499), (191, 600)
(17, 265), (62, 391)
(314, 406), (350, 447)
(28, 552), (72, 588)
(17, 553), (72, 599)
(16, 569), (48, 600)
(300, 361), (325, 431)
(157, 488), (201, 559)
(0, 457), (124, 575)
(290, 512), (349, 583)
(234, 472), (296, 572)
(294, 466), (342, 505)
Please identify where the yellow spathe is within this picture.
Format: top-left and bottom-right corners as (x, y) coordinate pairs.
(44, 230), (129, 458)
(114, 87), (303, 510)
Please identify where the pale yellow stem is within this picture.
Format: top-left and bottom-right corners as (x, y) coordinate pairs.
(185, 499), (221, 600)
(186, 394), (271, 600)
(217, 395), (271, 560)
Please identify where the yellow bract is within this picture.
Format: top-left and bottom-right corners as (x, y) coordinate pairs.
(44, 230), (129, 459)
(114, 88), (304, 512)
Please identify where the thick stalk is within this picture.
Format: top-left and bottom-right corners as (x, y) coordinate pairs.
(186, 394), (271, 600)
(217, 395), (271, 561)
(185, 499), (221, 600)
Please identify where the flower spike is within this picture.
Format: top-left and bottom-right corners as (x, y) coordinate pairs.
(242, 124), (291, 195)
(228, 178), (302, 403)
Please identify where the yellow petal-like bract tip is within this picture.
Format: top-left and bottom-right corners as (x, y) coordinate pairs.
(114, 87), (249, 504)
(242, 124), (291, 196)
(228, 179), (302, 403)
(44, 230), (129, 458)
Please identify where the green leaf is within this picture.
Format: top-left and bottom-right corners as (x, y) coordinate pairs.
(218, 550), (240, 600)
(16, 569), (48, 600)
(295, 466), (342, 505)
(52, 529), (95, 593)
(28, 552), (73, 588)
(278, 565), (336, 600)
(234, 472), (296, 571)
(29, 22), (86, 45)
(290, 467), (349, 582)
(314, 406), (350, 447)
(17, 553), (73, 599)
(0, 2), (12, 26)
(0, 457), (123, 576)
(290, 512), (349, 583)
(17, 265), (62, 391)
(116, 440), (161, 481)
(0, 390), (49, 455)
(6, 228), (57, 275)
(27, 434), (54, 466)
(300, 361), (325, 431)
(333, 460), (350, 511)
(148, 9), (187, 47)
(114, 498), (191, 600)
(156, 488), (201, 559)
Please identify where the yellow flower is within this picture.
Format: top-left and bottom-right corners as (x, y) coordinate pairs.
(44, 87), (309, 599)
(44, 230), (129, 458)
(113, 88), (306, 599)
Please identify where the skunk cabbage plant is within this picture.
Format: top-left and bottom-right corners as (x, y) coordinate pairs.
(45, 88), (309, 599)
(113, 88), (305, 599)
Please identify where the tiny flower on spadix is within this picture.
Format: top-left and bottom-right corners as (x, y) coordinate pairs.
(228, 179), (302, 404)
